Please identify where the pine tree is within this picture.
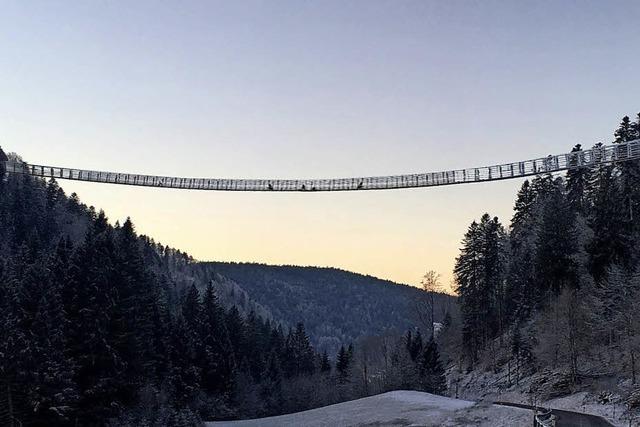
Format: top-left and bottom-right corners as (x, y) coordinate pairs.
(43, 178), (64, 243)
(586, 148), (632, 280)
(284, 323), (315, 377)
(225, 306), (246, 362)
(454, 214), (507, 364)
(181, 284), (201, 331)
(506, 180), (539, 322)
(200, 282), (236, 397)
(535, 179), (580, 298)
(566, 144), (590, 214)
(418, 339), (447, 395)
(319, 350), (331, 374)
(167, 316), (201, 408)
(65, 211), (126, 422)
(511, 180), (537, 229)
(244, 311), (266, 381)
(336, 345), (352, 384)
(112, 218), (159, 399)
(259, 351), (284, 416)
(29, 283), (78, 425)
(268, 324), (285, 359)
(149, 286), (171, 381)
(455, 220), (484, 364)
(0, 258), (32, 427)
(389, 340), (418, 390)
(614, 115), (640, 249)
(347, 344), (354, 365)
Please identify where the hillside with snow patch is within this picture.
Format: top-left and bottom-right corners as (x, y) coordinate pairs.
(206, 390), (531, 427)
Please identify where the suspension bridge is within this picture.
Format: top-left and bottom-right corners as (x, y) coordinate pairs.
(1, 140), (639, 192)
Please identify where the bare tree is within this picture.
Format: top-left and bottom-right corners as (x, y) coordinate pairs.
(419, 270), (442, 340)
(535, 289), (590, 385)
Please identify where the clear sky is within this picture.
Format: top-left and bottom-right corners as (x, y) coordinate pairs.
(1, 1), (639, 290)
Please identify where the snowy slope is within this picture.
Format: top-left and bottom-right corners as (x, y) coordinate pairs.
(206, 390), (532, 427)
(454, 366), (627, 426)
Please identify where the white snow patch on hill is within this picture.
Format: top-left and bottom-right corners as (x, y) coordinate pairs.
(206, 390), (532, 427)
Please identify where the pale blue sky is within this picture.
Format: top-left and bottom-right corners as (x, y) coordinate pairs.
(1, 1), (638, 287)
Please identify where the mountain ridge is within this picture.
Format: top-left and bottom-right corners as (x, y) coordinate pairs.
(187, 261), (455, 355)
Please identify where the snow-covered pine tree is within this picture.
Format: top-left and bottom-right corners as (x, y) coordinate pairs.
(505, 180), (539, 323)
(586, 144), (632, 280)
(454, 214), (507, 365)
(534, 177), (580, 298)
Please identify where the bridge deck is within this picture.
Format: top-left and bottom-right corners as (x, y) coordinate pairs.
(4, 140), (640, 192)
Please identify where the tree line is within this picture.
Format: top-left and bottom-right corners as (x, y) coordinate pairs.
(448, 114), (640, 402)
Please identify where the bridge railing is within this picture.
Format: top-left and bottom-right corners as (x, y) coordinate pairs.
(4, 139), (640, 191)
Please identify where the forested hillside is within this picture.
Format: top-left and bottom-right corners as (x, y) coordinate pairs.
(187, 262), (454, 356)
(437, 114), (640, 423)
(0, 152), (450, 426)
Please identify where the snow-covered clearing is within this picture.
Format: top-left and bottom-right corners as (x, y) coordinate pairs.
(206, 390), (532, 427)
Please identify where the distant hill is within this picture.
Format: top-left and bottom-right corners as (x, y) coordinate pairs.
(187, 262), (456, 355)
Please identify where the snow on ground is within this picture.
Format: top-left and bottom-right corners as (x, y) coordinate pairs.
(454, 368), (632, 427)
(206, 390), (532, 427)
(545, 392), (633, 427)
